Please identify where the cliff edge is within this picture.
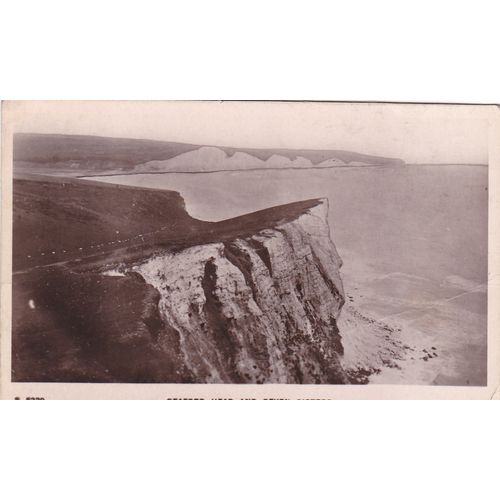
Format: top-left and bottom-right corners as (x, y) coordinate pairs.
(13, 177), (348, 383)
(132, 199), (347, 383)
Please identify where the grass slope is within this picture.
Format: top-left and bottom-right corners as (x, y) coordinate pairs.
(13, 175), (322, 271)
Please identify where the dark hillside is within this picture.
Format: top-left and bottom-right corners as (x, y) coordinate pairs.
(13, 267), (188, 382)
(13, 176), (202, 271)
(14, 133), (199, 165)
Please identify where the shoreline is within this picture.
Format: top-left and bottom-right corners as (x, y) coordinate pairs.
(78, 163), (400, 178)
(77, 163), (487, 179)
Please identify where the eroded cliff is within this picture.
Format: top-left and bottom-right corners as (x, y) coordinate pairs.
(13, 176), (350, 383)
(130, 199), (347, 383)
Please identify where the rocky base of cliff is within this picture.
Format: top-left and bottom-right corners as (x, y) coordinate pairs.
(338, 304), (409, 383)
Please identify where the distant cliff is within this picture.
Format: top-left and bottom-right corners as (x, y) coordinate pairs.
(13, 133), (405, 177)
(130, 146), (389, 174)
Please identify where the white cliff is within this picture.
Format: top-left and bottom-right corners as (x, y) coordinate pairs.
(129, 199), (347, 383)
(132, 147), (348, 173)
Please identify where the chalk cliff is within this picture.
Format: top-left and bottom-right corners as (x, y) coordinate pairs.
(130, 199), (348, 383)
(13, 176), (350, 383)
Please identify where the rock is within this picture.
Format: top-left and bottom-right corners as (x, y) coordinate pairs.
(134, 199), (347, 384)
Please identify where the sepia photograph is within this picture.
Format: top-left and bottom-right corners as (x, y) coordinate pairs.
(1, 4), (499, 500)
(1, 100), (498, 398)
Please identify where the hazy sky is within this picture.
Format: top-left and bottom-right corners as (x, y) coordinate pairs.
(7, 101), (490, 163)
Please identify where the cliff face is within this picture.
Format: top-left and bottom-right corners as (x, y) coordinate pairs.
(133, 199), (347, 383)
(13, 174), (349, 383)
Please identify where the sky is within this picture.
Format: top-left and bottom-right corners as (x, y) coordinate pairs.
(5, 101), (491, 164)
